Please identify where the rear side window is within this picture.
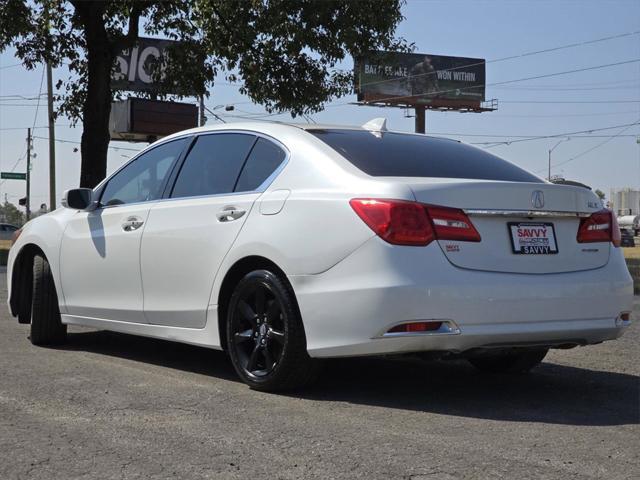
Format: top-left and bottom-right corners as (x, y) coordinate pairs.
(171, 133), (256, 198)
(235, 138), (286, 192)
(309, 129), (542, 183)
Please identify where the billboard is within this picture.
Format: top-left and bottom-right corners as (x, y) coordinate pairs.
(355, 52), (486, 108)
(112, 37), (197, 96)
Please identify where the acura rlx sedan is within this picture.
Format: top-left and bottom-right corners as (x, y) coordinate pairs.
(7, 120), (633, 391)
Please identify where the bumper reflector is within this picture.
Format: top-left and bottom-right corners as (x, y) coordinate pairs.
(387, 321), (443, 334)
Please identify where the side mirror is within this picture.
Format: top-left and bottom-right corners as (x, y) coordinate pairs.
(62, 188), (93, 210)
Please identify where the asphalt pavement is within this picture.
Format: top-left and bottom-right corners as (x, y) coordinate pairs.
(1, 269), (638, 479)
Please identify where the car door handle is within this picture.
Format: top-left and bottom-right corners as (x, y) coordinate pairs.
(122, 216), (144, 232)
(216, 208), (246, 222)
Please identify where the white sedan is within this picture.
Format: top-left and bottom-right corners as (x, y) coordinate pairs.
(7, 120), (633, 391)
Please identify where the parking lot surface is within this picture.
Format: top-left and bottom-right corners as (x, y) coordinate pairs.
(1, 271), (638, 480)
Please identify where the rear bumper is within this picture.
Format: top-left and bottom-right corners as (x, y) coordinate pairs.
(289, 238), (633, 358)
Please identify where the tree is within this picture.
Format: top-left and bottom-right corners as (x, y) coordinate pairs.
(594, 189), (606, 201)
(0, 0), (407, 188)
(0, 201), (26, 226)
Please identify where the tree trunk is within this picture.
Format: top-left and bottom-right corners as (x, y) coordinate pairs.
(77, 5), (113, 189)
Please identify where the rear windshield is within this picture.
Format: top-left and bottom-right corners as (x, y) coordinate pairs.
(309, 129), (542, 183)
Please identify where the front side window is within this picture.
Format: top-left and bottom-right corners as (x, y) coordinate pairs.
(171, 133), (256, 198)
(101, 138), (187, 206)
(234, 138), (287, 192)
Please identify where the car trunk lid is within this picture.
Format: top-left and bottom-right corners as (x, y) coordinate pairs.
(400, 179), (610, 274)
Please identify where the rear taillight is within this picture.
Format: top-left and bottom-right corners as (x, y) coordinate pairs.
(427, 205), (481, 242)
(577, 209), (621, 247)
(349, 199), (434, 246)
(350, 198), (481, 246)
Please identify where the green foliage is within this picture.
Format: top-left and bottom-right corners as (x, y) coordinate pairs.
(1, 0), (408, 121)
(0, 201), (26, 227)
(594, 189), (606, 200)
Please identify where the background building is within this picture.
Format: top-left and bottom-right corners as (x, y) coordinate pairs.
(610, 188), (640, 216)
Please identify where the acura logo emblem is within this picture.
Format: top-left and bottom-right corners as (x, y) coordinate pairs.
(531, 190), (545, 209)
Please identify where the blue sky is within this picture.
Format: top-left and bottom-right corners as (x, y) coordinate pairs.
(1, 0), (639, 209)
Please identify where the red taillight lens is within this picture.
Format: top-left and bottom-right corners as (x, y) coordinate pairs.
(577, 209), (620, 247)
(349, 199), (434, 246)
(426, 205), (481, 242)
(350, 198), (480, 246)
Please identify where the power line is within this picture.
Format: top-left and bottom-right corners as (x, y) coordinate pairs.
(500, 100), (640, 104)
(31, 135), (142, 152)
(31, 67), (45, 131)
(494, 85), (640, 91)
(536, 120), (640, 172)
(472, 121), (640, 147)
(0, 62), (22, 70)
(0, 125), (70, 131)
(453, 110), (640, 119)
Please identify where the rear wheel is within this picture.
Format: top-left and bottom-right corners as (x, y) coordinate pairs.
(226, 270), (317, 391)
(468, 348), (548, 374)
(30, 255), (66, 346)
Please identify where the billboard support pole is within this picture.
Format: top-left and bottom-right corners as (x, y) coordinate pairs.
(415, 106), (425, 134)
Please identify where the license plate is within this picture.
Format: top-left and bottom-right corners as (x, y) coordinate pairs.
(508, 222), (558, 255)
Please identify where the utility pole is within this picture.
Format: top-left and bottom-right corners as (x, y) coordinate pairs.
(414, 105), (425, 134)
(199, 96), (206, 126)
(26, 128), (31, 220)
(548, 138), (570, 181)
(46, 61), (56, 211)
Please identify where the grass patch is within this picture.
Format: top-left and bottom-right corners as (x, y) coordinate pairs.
(623, 246), (640, 260)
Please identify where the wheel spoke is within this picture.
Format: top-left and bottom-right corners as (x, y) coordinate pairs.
(263, 345), (275, 369)
(266, 300), (281, 325)
(233, 329), (253, 344)
(254, 288), (266, 317)
(269, 329), (285, 345)
(238, 300), (257, 327)
(246, 345), (261, 372)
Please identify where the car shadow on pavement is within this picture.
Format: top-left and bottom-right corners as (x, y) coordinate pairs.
(60, 329), (639, 427)
(302, 356), (640, 427)
(60, 329), (240, 383)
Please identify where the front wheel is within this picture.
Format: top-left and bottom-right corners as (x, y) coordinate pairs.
(30, 254), (67, 345)
(226, 270), (317, 391)
(467, 348), (548, 374)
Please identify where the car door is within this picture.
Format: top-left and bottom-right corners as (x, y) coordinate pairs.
(59, 138), (188, 323)
(140, 133), (288, 328)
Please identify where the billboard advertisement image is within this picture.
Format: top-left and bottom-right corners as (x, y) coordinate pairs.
(356, 51), (486, 108)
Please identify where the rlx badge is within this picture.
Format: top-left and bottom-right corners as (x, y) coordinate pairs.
(531, 190), (545, 209)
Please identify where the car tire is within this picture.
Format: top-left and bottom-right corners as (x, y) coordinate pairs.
(17, 265), (33, 324)
(226, 269), (318, 391)
(467, 348), (548, 374)
(30, 254), (67, 346)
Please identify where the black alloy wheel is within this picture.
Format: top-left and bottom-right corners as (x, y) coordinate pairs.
(226, 270), (317, 391)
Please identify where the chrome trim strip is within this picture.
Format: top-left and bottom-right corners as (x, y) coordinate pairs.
(464, 209), (591, 218)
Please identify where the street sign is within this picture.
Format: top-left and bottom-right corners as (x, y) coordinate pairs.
(1, 172), (26, 180)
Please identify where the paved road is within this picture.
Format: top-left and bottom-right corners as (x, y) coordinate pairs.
(1, 272), (638, 480)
